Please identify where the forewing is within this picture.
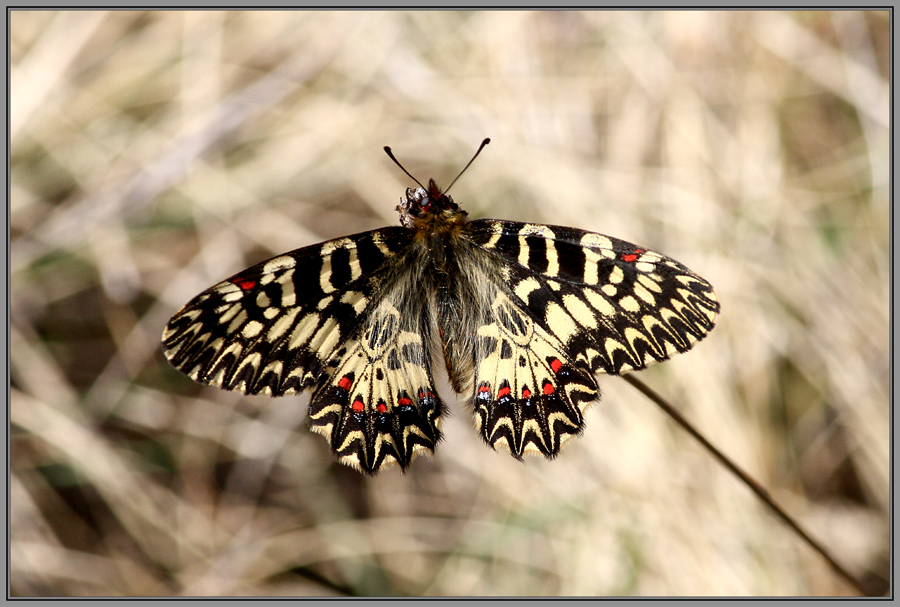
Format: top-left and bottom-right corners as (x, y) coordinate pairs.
(466, 219), (719, 375)
(162, 227), (444, 473)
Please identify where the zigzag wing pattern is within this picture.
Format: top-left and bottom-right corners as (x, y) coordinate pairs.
(438, 240), (597, 460)
(465, 219), (720, 374)
(306, 273), (445, 473)
(163, 182), (721, 474)
(162, 228), (443, 473)
(464, 281), (598, 459)
(453, 219), (719, 459)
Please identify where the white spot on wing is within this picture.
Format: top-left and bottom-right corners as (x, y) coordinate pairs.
(281, 278), (296, 307)
(263, 255), (296, 273)
(604, 338), (634, 372)
(341, 290), (368, 314)
(580, 233), (612, 250)
(347, 247), (362, 281)
(638, 274), (662, 292)
(545, 242), (559, 276)
(633, 283), (656, 305)
(562, 294), (597, 329)
(319, 257), (335, 294)
(316, 294), (334, 310)
(371, 232), (393, 256)
(517, 237), (531, 269)
(268, 307), (300, 341)
(309, 318), (341, 356)
(226, 309), (248, 334)
(514, 277), (541, 302)
(619, 295), (641, 312)
(583, 248), (601, 284)
(320, 237), (353, 256)
(584, 290), (616, 317)
(609, 266), (624, 284)
(521, 224), (556, 239)
(289, 313), (320, 349)
(242, 320), (264, 338)
(544, 302), (579, 342)
(483, 223), (503, 247)
(219, 303), (242, 324)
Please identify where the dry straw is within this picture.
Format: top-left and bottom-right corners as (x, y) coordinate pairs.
(10, 10), (888, 596)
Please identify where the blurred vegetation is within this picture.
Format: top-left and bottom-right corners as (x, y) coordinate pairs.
(10, 10), (889, 596)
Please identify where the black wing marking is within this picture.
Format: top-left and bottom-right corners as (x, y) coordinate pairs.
(443, 219), (718, 459)
(465, 219), (719, 375)
(163, 227), (444, 473)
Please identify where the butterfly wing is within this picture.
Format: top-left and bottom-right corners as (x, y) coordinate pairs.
(449, 219), (719, 458)
(163, 228), (444, 473)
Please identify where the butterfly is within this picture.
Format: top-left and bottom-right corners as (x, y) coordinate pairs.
(162, 139), (720, 474)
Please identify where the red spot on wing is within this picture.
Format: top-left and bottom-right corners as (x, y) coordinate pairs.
(550, 358), (563, 373)
(232, 277), (257, 290)
(542, 382), (555, 396)
(338, 376), (352, 390)
(497, 386), (511, 398)
(352, 399), (365, 412)
(621, 254), (638, 263)
(478, 386), (491, 394)
(376, 402), (387, 413)
(398, 397), (412, 406)
(521, 387), (531, 399)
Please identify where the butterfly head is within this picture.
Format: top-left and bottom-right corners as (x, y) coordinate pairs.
(386, 139), (489, 233)
(396, 178), (468, 231)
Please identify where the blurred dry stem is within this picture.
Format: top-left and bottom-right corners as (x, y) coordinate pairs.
(10, 10), (889, 596)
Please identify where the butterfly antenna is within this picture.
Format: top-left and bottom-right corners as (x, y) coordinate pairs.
(445, 137), (490, 194)
(384, 146), (425, 189)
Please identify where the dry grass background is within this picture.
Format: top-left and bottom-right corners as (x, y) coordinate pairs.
(10, 10), (889, 597)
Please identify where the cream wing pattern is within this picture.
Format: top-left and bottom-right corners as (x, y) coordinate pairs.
(163, 181), (719, 474)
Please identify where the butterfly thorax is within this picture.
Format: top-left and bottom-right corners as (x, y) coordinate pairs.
(391, 179), (483, 393)
(396, 178), (469, 235)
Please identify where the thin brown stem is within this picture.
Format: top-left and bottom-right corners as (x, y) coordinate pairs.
(621, 373), (873, 596)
